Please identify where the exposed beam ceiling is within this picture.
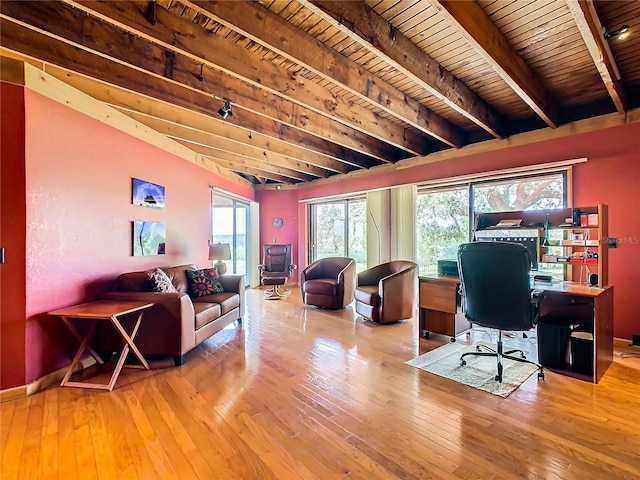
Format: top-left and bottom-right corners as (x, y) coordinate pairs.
(300, 0), (507, 139)
(2, 0), (638, 187)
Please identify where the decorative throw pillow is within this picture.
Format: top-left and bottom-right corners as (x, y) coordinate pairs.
(147, 268), (178, 293)
(185, 268), (225, 297)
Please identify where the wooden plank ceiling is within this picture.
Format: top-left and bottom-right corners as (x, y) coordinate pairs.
(1, 0), (639, 186)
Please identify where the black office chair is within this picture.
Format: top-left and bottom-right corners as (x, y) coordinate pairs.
(457, 241), (544, 383)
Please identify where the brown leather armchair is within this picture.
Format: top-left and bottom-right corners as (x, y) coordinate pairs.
(258, 244), (296, 299)
(355, 260), (418, 324)
(300, 257), (356, 309)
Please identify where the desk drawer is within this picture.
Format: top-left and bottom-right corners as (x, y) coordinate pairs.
(420, 282), (458, 313)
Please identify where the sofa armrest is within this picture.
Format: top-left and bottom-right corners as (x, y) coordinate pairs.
(219, 275), (245, 318)
(96, 291), (197, 353)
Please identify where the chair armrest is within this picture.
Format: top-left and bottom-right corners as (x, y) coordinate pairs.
(530, 289), (543, 323)
(379, 267), (417, 320)
(301, 262), (319, 283)
(337, 261), (356, 305)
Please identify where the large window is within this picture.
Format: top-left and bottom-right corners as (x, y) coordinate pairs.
(416, 186), (470, 274)
(212, 192), (249, 278)
(417, 172), (566, 274)
(310, 198), (367, 272)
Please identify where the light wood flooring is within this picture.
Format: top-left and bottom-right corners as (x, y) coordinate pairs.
(2, 287), (640, 479)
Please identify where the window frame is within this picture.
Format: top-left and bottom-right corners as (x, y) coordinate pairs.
(417, 170), (568, 273)
(308, 196), (366, 264)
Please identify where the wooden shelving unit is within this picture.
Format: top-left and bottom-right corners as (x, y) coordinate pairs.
(474, 204), (609, 287)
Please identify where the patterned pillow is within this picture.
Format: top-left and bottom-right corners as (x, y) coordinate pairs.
(185, 268), (225, 297)
(147, 268), (178, 293)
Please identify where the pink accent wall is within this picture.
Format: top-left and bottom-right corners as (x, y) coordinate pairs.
(255, 189), (300, 281)
(20, 90), (254, 384)
(1, 83), (27, 389)
(259, 122), (640, 340)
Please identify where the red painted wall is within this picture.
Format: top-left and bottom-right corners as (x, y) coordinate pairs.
(21, 90), (254, 384)
(1, 83), (27, 389)
(258, 122), (640, 340)
(255, 189), (300, 281)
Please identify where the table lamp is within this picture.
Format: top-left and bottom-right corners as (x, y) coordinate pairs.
(208, 243), (232, 275)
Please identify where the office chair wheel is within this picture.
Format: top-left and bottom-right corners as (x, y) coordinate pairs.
(537, 372), (545, 380)
(450, 337), (456, 343)
(460, 359), (467, 366)
(495, 375), (502, 383)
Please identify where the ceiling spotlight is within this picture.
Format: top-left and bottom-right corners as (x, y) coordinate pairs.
(218, 98), (233, 119)
(604, 25), (630, 40)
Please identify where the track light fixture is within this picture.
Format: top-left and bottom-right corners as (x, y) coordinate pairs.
(218, 98), (233, 119)
(604, 25), (630, 40)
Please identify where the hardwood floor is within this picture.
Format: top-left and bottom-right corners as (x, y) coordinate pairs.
(2, 287), (640, 479)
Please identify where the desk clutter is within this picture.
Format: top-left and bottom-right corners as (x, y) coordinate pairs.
(473, 204), (609, 289)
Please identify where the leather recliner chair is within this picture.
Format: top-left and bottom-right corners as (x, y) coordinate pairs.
(300, 257), (356, 309)
(355, 260), (418, 324)
(258, 244), (296, 299)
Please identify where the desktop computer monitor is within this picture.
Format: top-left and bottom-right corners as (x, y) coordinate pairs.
(474, 229), (541, 270)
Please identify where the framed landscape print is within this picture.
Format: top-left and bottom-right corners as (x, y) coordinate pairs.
(132, 178), (165, 209)
(133, 221), (166, 256)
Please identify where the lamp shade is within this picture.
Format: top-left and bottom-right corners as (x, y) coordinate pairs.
(208, 243), (231, 260)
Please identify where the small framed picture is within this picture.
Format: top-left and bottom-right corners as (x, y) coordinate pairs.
(132, 221), (166, 256)
(132, 178), (165, 209)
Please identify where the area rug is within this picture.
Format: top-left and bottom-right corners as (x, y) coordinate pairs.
(405, 342), (538, 398)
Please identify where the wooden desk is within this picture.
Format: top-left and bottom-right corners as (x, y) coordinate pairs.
(48, 300), (154, 391)
(418, 275), (614, 383)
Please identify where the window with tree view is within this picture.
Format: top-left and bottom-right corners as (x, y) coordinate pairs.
(417, 172), (566, 275)
(310, 199), (367, 272)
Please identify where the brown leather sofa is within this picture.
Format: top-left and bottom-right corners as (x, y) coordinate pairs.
(96, 264), (244, 365)
(355, 260), (418, 324)
(300, 257), (356, 309)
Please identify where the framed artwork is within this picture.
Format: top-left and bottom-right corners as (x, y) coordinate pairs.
(132, 178), (165, 209)
(133, 221), (166, 256)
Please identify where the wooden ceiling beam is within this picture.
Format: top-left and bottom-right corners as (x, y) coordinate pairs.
(430, 0), (559, 128)
(565, 0), (626, 113)
(123, 111), (330, 178)
(0, 16), (382, 171)
(205, 157), (296, 185)
(185, 0), (465, 148)
(302, 0), (508, 139)
(0, 1), (404, 162)
(63, 0), (431, 156)
(42, 66), (356, 174)
(181, 142), (313, 183)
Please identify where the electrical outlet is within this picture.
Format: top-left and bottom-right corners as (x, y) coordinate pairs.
(631, 334), (640, 346)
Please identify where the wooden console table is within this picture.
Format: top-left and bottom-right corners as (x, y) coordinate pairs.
(48, 300), (154, 391)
